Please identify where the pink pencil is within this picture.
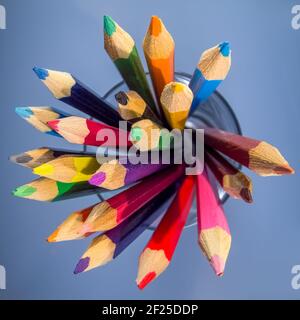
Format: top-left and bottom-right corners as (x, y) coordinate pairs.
(196, 167), (232, 276)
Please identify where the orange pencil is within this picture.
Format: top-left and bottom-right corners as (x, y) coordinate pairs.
(143, 16), (174, 114)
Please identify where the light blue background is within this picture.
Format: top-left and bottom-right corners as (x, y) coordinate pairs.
(0, 0), (299, 299)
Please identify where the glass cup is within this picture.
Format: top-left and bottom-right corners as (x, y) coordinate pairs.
(94, 72), (242, 229)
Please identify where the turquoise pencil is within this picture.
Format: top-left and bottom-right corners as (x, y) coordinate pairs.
(189, 42), (231, 113)
(15, 106), (68, 137)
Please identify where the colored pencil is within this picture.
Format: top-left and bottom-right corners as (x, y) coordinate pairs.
(136, 175), (195, 289)
(88, 159), (169, 190)
(205, 147), (253, 203)
(204, 128), (294, 176)
(115, 91), (161, 125)
(74, 185), (175, 274)
(79, 165), (184, 234)
(103, 16), (156, 112)
(130, 119), (174, 151)
(33, 155), (102, 183)
(15, 106), (68, 137)
(160, 82), (193, 130)
(196, 168), (231, 276)
(12, 178), (101, 202)
(143, 16), (175, 115)
(10, 147), (94, 169)
(189, 42), (231, 113)
(47, 206), (96, 243)
(33, 67), (122, 128)
(47, 116), (132, 147)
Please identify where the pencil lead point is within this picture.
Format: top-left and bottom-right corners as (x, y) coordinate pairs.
(149, 16), (162, 36)
(240, 188), (253, 203)
(74, 257), (90, 274)
(47, 119), (59, 132)
(115, 91), (129, 105)
(33, 67), (49, 80)
(130, 127), (143, 142)
(219, 42), (230, 57)
(47, 229), (59, 243)
(103, 15), (116, 36)
(210, 255), (225, 276)
(137, 272), (156, 290)
(12, 185), (36, 197)
(33, 163), (54, 176)
(89, 172), (106, 187)
(15, 107), (32, 119)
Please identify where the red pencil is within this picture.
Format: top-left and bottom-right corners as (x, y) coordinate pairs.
(196, 167), (231, 276)
(48, 116), (131, 147)
(136, 175), (195, 289)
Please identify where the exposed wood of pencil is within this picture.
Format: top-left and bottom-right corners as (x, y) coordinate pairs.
(130, 119), (174, 151)
(204, 128), (294, 176)
(136, 175), (195, 289)
(103, 15), (156, 112)
(143, 16), (174, 114)
(32, 155), (105, 183)
(73, 185), (175, 274)
(196, 168), (231, 276)
(79, 165), (184, 234)
(88, 159), (168, 190)
(160, 82), (193, 130)
(10, 147), (94, 169)
(48, 116), (132, 147)
(12, 178), (101, 202)
(115, 91), (162, 125)
(15, 106), (67, 137)
(205, 147), (253, 203)
(33, 67), (122, 128)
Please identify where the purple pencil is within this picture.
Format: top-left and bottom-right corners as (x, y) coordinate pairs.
(88, 158), (170, 190)
(74, 185), (176, 274)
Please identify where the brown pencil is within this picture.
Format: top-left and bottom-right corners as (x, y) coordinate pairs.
(115, 91), (162, 125)
(204, 128), (294, 176)
(205, 147), (253, 203)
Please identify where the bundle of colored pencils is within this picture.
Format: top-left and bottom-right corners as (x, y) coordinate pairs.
(11, 15), (294, 290)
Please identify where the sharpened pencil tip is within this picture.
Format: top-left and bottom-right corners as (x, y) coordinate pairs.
(33, 163), (54, 176)
(115, 91), (128, 105)
(137, 272), (156, 290)
(240, 188), (253, 203)
(15, 107), (32, 119)
(149, 16), (162, 36)
(47, 229), (59, 243)
(89, 172), (106, 187)
(33, 67), (49, 80)
(130, 127), (143, 142)
(74, 257), (90, 274)
(47, 119), (59, 132)
(103, 15), (116, 36)
(219, 42), (230, 57)
(210, 255), (225, 276)
(13, 185), (36, 197)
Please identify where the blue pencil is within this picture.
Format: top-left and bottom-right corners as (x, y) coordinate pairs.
(189, 42), (231, 113)
(33, 67), (123, 128)
(15, 106), (68, 137)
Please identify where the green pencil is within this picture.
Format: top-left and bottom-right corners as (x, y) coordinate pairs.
(103, 15), (157, 114)
(12, 178), (102, 202)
